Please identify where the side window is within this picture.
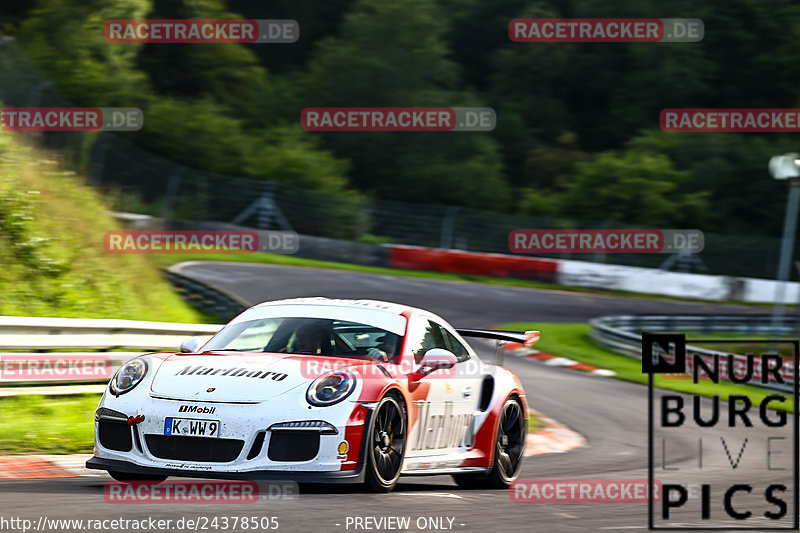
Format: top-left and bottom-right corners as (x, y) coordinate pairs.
(413, 320), (448, 364)
(442, 329), (470, 363)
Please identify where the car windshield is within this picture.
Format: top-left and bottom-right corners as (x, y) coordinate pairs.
(201, 317), (403, 363)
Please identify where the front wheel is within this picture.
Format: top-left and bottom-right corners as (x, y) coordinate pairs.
(453, 396), (526, 489)
(108, 471), (168, 484)
(364, 394), (407, 492)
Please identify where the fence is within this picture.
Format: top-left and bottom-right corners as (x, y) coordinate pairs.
(79, 135), (788, 279)
(0, 35), (792, 280)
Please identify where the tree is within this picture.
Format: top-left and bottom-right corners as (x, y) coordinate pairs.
(17, 0), (152, 107)
(134, 0), (277, 128)
(301, 0), (510, 207)
(554, 148), (710, 228)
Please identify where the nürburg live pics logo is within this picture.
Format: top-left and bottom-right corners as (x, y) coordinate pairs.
(644, 332), (799, 530)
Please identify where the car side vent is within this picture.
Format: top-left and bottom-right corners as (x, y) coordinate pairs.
(247, 431), (266, 460)
(95, 407), (127, 421)
(478, 376), (494, 412)
(132, 424), (143, 453)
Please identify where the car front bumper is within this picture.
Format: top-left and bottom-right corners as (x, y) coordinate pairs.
(85, 456), (366, 483)
(91, 391), (373, 479)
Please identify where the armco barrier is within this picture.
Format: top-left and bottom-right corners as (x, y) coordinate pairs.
(559, 259), (800, 303)
(166, 268), (249, 322)
(559, 260), (731, 301)
(115, 213), (800, 303)
(590, 314), (799, 391)
(388, 245), (559, 283)
(0, 316), (220, 351)
(0, 317), (221, 385)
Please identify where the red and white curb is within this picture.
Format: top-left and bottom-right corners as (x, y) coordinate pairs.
(0, 454), (94, 479)
(525, 412), (586, 456)
(505, 343), (616, 377)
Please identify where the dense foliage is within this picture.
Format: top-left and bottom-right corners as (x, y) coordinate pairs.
(2, 0), (799, 237)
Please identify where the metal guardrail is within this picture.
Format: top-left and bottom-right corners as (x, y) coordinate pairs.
(590, 314), (799, 391)
(0, 316), (221, 385)
(0, 269), (245, 389)
(166, 268), (249, 322)
(0, 315), (220, 351)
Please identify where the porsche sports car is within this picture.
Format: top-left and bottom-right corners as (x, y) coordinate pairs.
(86, 298), (534, 492)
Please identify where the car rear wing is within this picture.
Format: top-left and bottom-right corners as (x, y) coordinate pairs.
(455, 329), (539, 366)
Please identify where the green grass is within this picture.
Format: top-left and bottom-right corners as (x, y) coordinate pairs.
(501, 322), (792, 412)
(0, 134), (209, 323)
(0, 394), (100, 454)
(149, 252), (772, 307)
(528, 412), (545, 433)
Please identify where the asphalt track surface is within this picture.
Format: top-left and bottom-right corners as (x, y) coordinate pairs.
(0, 263), (791, 533)
(173, 262), (765, 325)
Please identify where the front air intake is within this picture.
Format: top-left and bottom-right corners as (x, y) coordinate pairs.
(99, 420), (133, 452)
(144, 435), (244, 462)
(268, 432), (320, 462)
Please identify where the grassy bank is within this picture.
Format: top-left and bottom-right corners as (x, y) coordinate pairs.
(0, 134), (206, 323)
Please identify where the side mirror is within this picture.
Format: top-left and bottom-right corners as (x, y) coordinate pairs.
(414, 348), (457, 379)
(180, 336), (204, 353)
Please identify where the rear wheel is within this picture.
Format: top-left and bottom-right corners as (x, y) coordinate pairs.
(108, 471), (168, 484)
(453, 396), (526, 489)
(364, 394), (407, 492)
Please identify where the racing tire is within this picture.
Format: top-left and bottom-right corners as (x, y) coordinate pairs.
(108, 471), (168, 484)
(453, 396), (526, 489)
(364, 393), (407, 493)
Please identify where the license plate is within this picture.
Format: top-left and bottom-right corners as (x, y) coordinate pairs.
(164, 417), (220, 438)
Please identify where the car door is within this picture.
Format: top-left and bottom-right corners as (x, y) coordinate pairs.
(439, 324), (483, 417)
(404, 316), (477, 459)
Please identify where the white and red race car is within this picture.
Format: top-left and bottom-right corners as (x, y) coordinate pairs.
(87, 298), (534, 492)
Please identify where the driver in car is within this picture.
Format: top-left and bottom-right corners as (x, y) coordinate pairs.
(292, 323), (331, 355)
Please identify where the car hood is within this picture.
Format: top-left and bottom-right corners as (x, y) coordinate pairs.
(149, 352), (367, 402)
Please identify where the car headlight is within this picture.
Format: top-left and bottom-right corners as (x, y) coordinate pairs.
(109, 359), (148, 396)
(306, 371), (356, 406)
